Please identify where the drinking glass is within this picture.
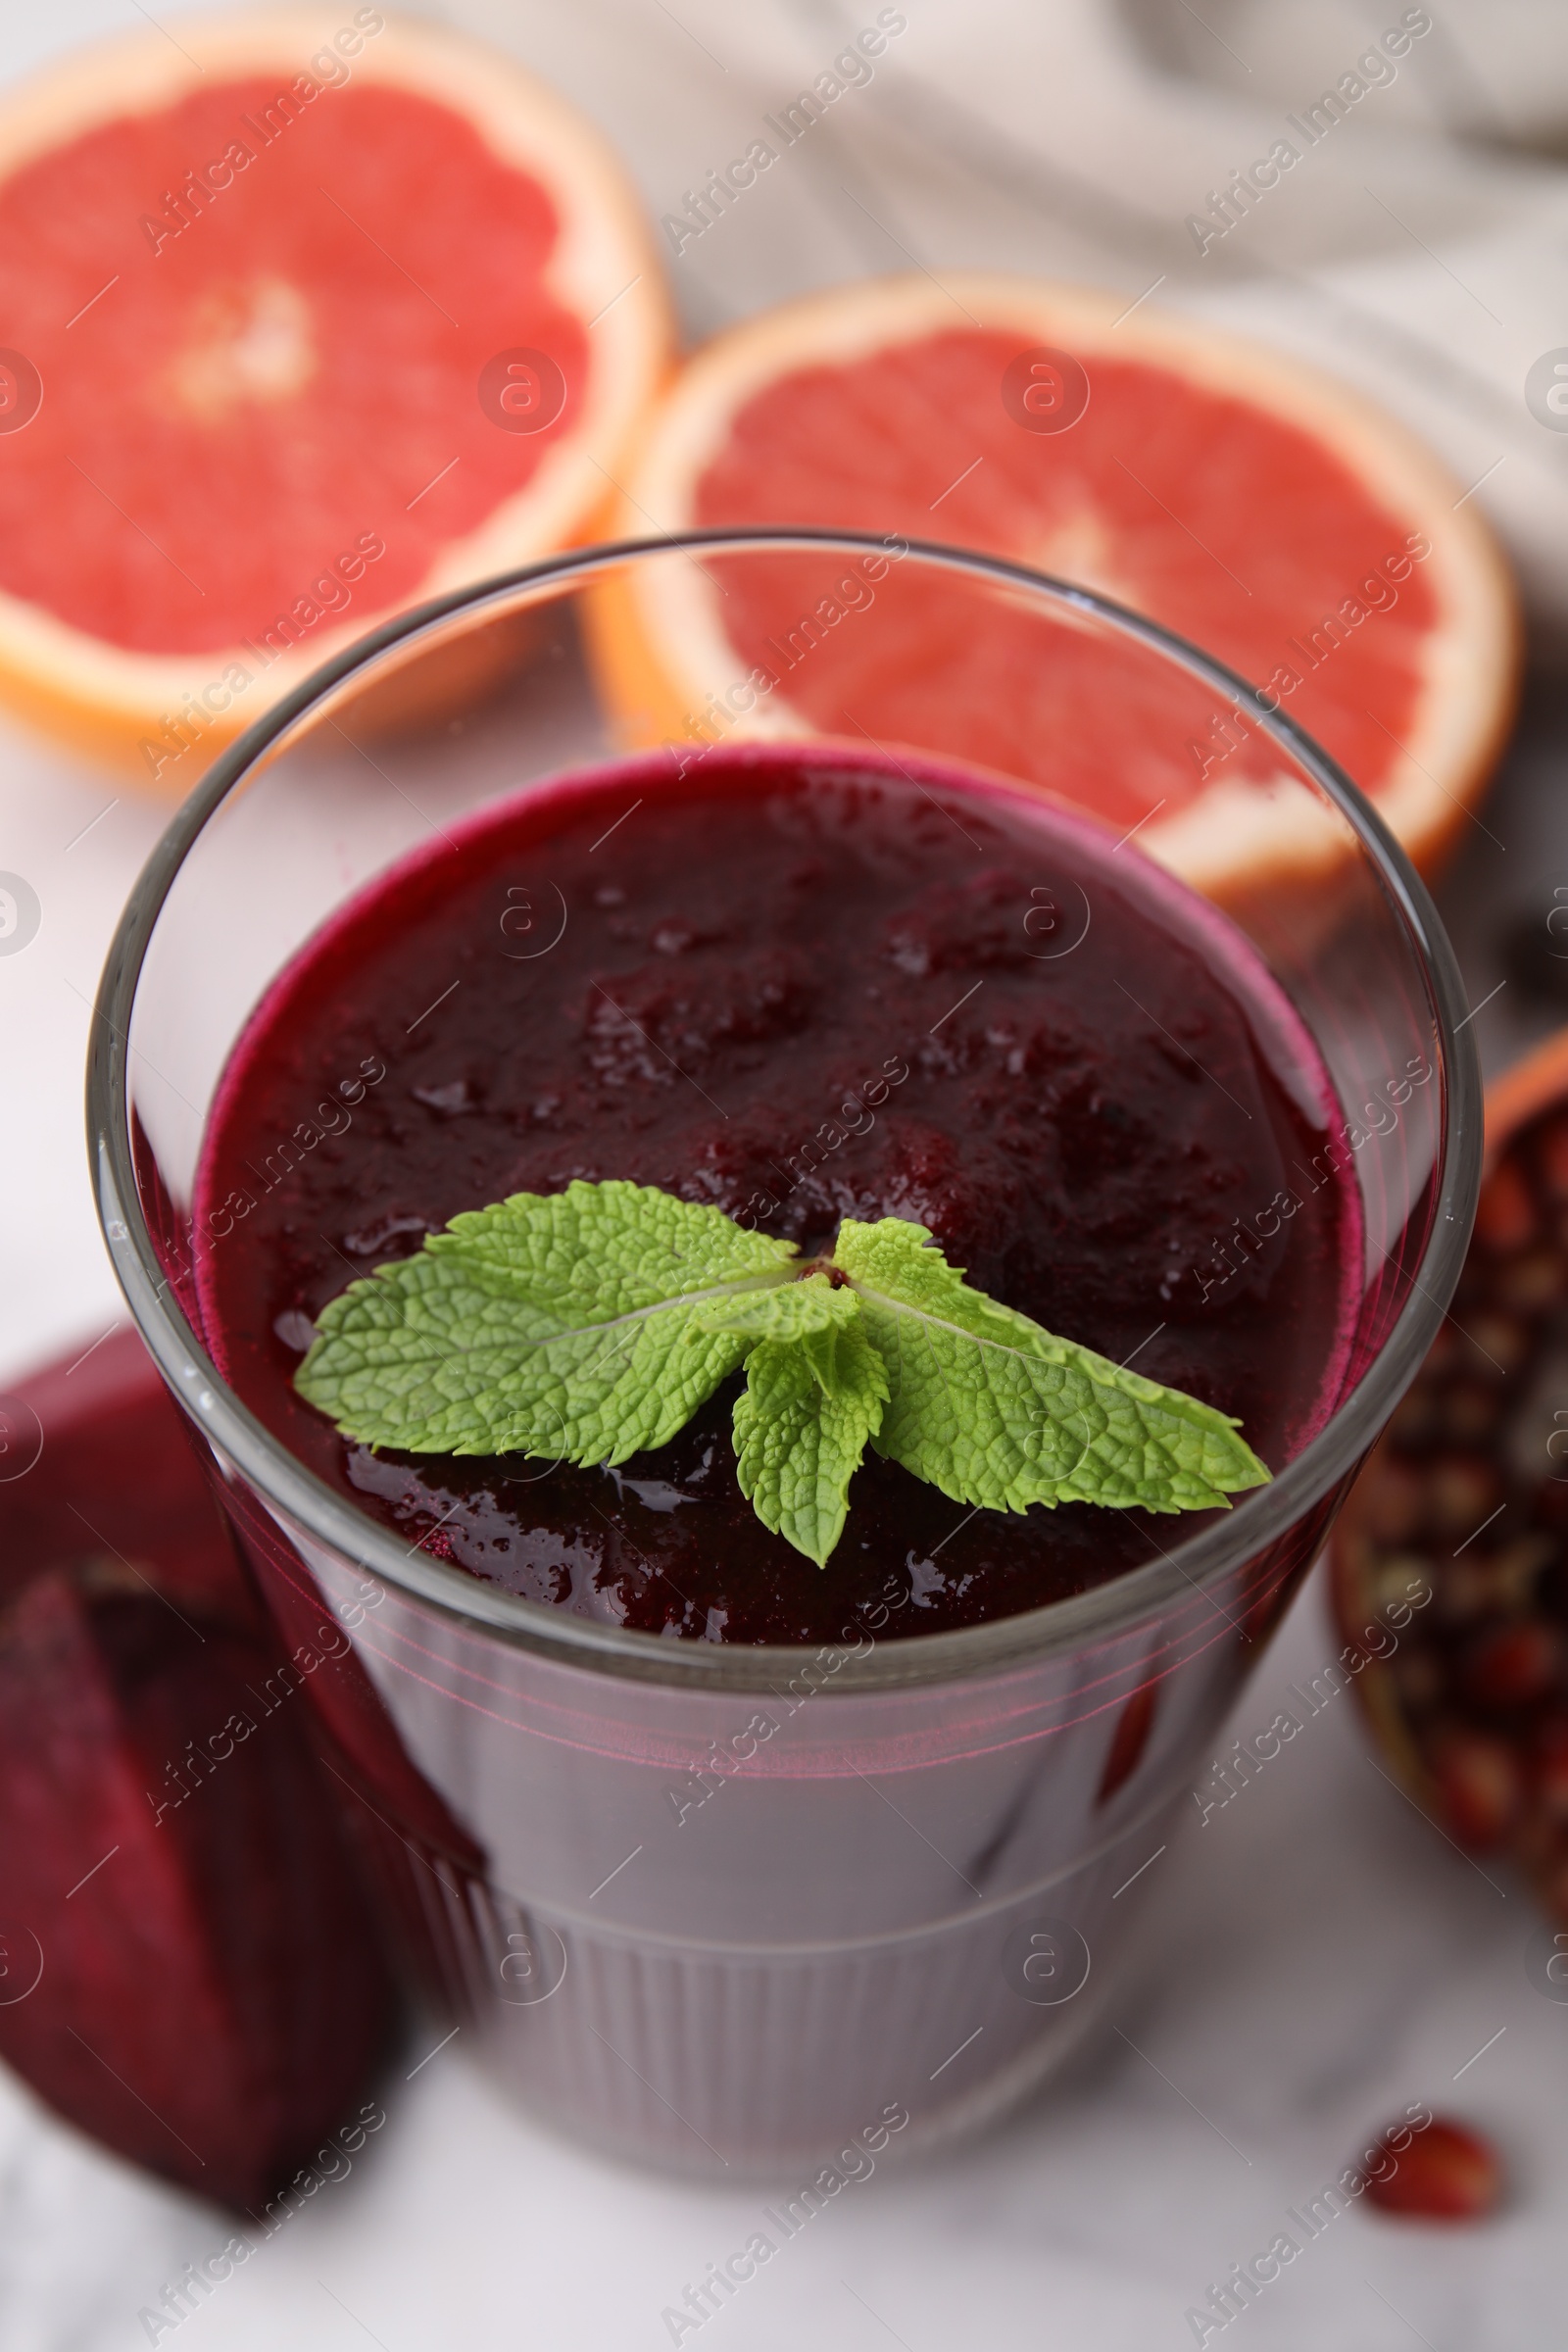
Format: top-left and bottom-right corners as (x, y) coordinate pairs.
(88, 531), (1481, 2176)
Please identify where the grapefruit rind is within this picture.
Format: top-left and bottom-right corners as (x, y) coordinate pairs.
(588, 272), (1518, 899)
(0, 9), (672, 779)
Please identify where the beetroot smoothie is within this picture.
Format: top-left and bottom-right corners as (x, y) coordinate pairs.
(192, 743), (1359, 1643)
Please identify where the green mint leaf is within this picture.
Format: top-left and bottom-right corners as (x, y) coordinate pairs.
(831, 1217), (1270, 1516)
(295, 1178), (1272, 1575)
(691, 1269), (857, 1345)
(732, 1310), (890, 1567)
(294, 1179), (797, 1465)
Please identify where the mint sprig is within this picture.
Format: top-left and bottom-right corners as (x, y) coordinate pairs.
(730, 1279), (892, 1566)
(294, 1180), (1270, 1567)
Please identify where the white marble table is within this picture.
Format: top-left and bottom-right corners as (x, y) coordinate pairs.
(1, 0), (1564, 2340)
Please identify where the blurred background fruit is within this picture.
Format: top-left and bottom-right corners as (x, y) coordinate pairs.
(1334, 1026), (1568, 1920)
(1364, 2114), (1504, 2224)
(0, 1332), (400, 2205)
(588, 272), (1519, 904)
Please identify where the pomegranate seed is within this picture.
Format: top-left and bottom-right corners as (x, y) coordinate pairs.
(1475, 1538), (1552, 1616)
(1463, 1312), (1529, 1374)
(1363, 2115), (1502, 2222)
(1496, 1248), (1565, 1313)
(1394, 1650), (1444, 1709)
(1533, 1722), (1568, 1816)
(1462, 1622), (1562, 1710)
(1429, 1730), (1522, 1849)
(1475, 1160), (1537, 1250)
(1428, 1457), (1502, 1540)
(1433, 1560), (1493, 1628)
(1364, 1459), (1426, 1545)
(1444, 1382), (1501, 1444)
(1389, 1385), (1439, 1446)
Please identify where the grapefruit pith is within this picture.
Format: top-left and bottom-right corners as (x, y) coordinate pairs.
(0, 9), (670, 781)
(590, 274), (1517, 900)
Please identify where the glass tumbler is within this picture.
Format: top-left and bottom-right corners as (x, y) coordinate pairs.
(88, 531), (1481, 2177)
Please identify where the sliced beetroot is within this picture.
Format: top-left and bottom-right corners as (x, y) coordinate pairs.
(0, 1557), (397, 2207)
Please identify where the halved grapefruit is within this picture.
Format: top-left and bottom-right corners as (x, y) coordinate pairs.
(0, 8), (670, 781)
(588, 274), (1517, 901)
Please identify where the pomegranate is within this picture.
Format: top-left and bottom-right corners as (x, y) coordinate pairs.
(1334, 1027), (1568, 1921)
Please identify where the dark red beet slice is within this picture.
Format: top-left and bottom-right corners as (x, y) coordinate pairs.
(0, 1326), (266, 1629)
(0, 1334), (400, 2205)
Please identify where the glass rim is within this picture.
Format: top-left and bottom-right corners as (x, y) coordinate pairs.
(86, 525), (1484, 1695)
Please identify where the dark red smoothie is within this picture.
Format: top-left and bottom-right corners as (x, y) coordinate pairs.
(192, 745), (1359, 1643)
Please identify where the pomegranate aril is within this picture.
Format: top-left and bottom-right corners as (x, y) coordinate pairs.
(1429, 1730), (1522, 1849)
(1363, 2115), (1502, 2222)
(1443, 1382), (1501, 1444)
(1394, 1650), (1445, 1709)
(1461, 1622), (1561, 1710)
(1432, 1560), (1494, 1628)
(1462, 1313), (1528, 1374)
(1366, 1552), (1436, 1618)
(1364, 1460), (1426, 1545)
(1471, 1538), (1550, 1616)
(1495, 1248), (1564, 1313)
(1389, 1386), (1439, 1446)
(1427, 1457), (1502, 1540)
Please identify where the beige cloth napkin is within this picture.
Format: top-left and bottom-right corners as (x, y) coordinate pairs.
(454, 0), (1568, 639)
